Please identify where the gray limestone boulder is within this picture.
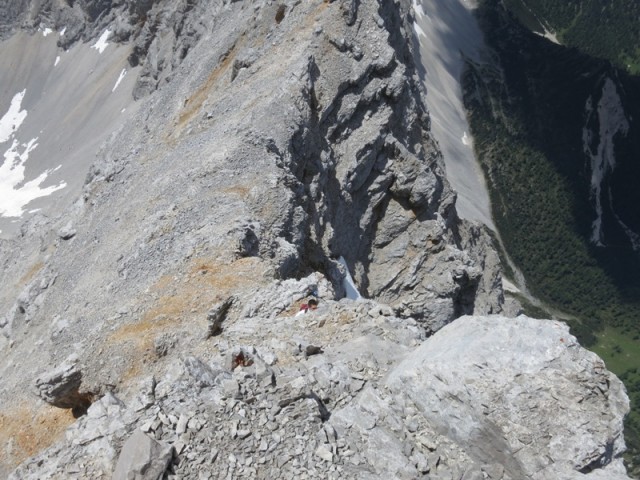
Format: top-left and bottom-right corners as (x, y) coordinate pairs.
(34, 354), (92, 413)
(182, 356), (223, 388)
(111, 429), (173, 480)
(385, 315), (630, 479)
(57, 221), (76, 240)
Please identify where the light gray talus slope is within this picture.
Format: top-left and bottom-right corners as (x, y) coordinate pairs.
(411, 0), (495, 230)
(0, 0), (630, 479)
(0, 29), (139, 237)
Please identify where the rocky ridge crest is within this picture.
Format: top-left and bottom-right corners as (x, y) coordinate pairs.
(9, 292), (630, 479)
(0, 0), (630, 478)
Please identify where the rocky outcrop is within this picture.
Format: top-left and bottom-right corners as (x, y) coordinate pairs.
(0, 0), (29, 38)
(34, 354), (93, 416)
(227, 0), (504, 329)
(9, 303), (631, 479)
(383, 316), (629, 479)
(204, 296), (234, 338)
(111, 429), (173, 480)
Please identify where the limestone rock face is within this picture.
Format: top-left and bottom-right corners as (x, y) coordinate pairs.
(380, 315), (629, 479)
(10, 306), (631, 479)
(328, 316), (631, 480)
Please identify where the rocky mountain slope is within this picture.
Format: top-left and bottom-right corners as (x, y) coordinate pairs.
(0, 0), (632, 478)
(410, 0), (495, 230)
(460, 0), (640, 471)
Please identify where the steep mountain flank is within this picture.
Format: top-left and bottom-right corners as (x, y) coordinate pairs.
(410, 0), (496, 230)
(0, 0), (632, 478)
(462, 0), (640, 472)
(1, 0), (502, 324)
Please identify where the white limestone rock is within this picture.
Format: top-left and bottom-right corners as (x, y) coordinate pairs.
(111, 429), (173, 480)
(386, 315), (630, 479)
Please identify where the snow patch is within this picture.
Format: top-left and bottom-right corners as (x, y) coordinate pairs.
(517, 0), (561, 45)
(92, 30), (111, 54)
(413, 21), (427, 38)
(0, 90), (28, 144)
(461, 131), (472, 146)
(41, 27), (53, 37)
(582, 78), (629, 246)
(59, 27), (67, 36)
(112, 69), (127, 92)
(532, 27), (560, 45)
(0, 90), (66, 217)
(0, 139), (66, 217)
(542, 28), (560, 45)
(54, 55), (61, 67)
(338, 256), (363, 301)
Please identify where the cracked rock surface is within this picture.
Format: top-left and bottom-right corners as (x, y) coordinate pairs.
(9, 299), (630, 479)
(0, 0), (630, 479)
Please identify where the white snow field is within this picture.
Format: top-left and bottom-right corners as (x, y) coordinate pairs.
(0, 29), (140, 236)
(412, 0), (495, 230)
(0, 135), (67, 218)
(0, 90), (28, 143)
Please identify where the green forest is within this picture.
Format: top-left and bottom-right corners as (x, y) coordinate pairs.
(504, 0), (640, 73)
(468, 0), (640, 473)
